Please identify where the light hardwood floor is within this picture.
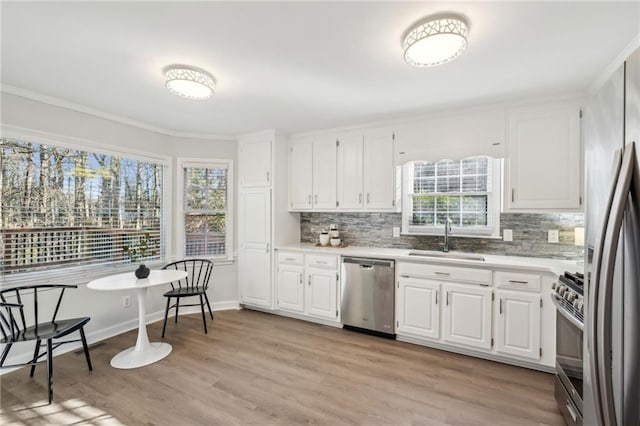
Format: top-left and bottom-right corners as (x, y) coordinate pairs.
(1, 309), (565, 425)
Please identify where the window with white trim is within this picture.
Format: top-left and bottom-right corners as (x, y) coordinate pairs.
(178, 159), (233, 259)
(0, 138), (167, 277)
(402, 156), (501, 237)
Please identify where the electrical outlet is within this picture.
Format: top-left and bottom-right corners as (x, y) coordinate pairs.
(122, 295), (131, 308)
(548, 229), (559, 243)
(503, 229), (513, 242)
(392, 227), (400, 238)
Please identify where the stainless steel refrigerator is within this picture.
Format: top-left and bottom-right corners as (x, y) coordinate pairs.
(583, 47), (640, 426)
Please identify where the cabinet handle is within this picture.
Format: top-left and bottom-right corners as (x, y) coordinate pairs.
(285, 257), (295, 261)
(508, 280), (529, 284)
(266, 243), (270, 253)
(266, 171), (270, 182)
(511, 188), (515, 202)
(434, 271), (450, 276)
(359, 193), (362, 204)
(367, 193), (370, 204)
(435, 290), (438, 305)
(299, 274), (303, 285)
(308, 276), (311, 286)
(446, 291), (449, 306)
(314, 194), (318, 204)
(499, 298), (503, 314)
(308, 194), (311, 205)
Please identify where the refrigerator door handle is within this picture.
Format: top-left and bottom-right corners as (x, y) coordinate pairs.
(597, 142), (636, 426)
(590, 148), (623, 426)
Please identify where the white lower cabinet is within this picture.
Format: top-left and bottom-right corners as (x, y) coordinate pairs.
(396, 277), (440, 340)
(495, 289), (541, 360)
(275, 251), (340, 323)
(306, 268), (339, 320)
(276, 265), (305, 313)
(442, 283), (493, 350)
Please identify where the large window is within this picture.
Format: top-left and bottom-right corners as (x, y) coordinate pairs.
(0, 138), (167, 277)
(178, 159), (233, 259)
(403, 156), (501, 236)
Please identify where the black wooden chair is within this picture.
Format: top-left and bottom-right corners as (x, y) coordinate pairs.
(161, 259), (214, 337)
(0, 284), (93, 403)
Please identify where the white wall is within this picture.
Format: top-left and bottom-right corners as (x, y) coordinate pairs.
(0, 93), (239, 367)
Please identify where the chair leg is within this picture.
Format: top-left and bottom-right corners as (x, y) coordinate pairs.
(162, 297), (170, 338)
(199, 294), (208, 334)
(0, 343), (12, 367)
(204, 292), (214, 320)
(46, 339), (53, 404)
(30, 339), (41, 377)
(79, 327), (93, 371)
(175, 297), (180, 323)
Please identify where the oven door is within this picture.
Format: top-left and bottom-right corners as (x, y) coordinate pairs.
(555, 302), (584, 414)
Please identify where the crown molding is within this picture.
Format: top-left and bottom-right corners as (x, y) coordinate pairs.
(0, 84), (235, 141)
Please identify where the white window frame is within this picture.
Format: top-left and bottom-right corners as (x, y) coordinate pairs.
(0, 125), (173, 287)
(176, 157), (234, 261)
(401, 157), (502, 238)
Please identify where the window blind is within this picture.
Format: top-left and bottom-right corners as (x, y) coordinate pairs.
(0, 138), (167, 278)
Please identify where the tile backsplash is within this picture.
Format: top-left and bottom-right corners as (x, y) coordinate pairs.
(300, 212), (584, 260)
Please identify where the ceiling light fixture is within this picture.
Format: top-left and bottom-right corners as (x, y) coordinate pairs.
(403, 14), (469, 68)
(165, 66), (215, 100)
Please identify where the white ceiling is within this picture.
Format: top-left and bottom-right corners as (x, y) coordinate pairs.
(1, 2), (638, 137)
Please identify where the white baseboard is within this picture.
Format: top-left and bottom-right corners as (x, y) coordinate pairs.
(0, 300), (239, 375)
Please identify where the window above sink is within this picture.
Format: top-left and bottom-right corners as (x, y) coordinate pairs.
(401, 156), (502, 238)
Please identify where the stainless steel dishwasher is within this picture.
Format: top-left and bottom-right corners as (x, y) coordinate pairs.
(341, 257), (395, 336)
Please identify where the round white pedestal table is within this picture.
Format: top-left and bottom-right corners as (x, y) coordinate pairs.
(87, 269), (187, 369)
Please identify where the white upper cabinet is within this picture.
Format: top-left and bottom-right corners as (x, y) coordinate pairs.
(364, 130), (395, 210)
(289, 139), (313, 210)
(313, 137), (337, 210)
(239, 138), (272, 187)
(505, 104), (582, 211)
(336, 133), (364, 210)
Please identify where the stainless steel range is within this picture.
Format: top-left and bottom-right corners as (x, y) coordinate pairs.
(551, 271), (585, 426)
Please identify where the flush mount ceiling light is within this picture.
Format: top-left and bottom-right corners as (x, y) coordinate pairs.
(165, 66), (215, 100)
(403, 14), (469, 67)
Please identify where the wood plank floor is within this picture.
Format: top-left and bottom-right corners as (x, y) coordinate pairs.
(1, 309), (565, 425)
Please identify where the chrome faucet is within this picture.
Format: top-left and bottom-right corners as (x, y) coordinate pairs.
(442, 217), (453, 252)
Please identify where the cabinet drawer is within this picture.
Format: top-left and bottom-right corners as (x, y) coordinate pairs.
(494, 271), (541, 292)
(277, 251), (304, 266)
(398, 262), (491, 285)
(306, 254), (338, 270)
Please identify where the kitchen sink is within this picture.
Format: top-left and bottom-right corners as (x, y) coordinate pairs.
(407, 251), (485, 261)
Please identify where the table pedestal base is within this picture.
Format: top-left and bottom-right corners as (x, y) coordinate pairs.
(110, 342), (172, 369)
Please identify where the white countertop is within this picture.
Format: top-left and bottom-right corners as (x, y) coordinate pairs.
(276, 243), (583, 276)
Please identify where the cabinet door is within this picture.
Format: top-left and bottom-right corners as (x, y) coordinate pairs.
(495, 290), (541, 360)
(306, 268), (339, 320)
(364, 130), (395, 210)
(277, 265), (305, 313)
(289, 140), (313, 210)
(506, 105), (581, 210)
(239, 139), (272, 187)
(442, 283), (492, 350)
(336, 134), (363, 210)
(396, 277), (440, 339)
(313, 138), (337, 210)
(238, 188), (272, 308)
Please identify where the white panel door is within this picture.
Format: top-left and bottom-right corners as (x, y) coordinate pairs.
(506, 105), (581, 210)
(277, 265), (305, 313)
(238, 188), (272, 308)
(396, 277), (440, 339)
(289, 140), (313, 210)
(442, 283), (492, 350)
(306, 268), (338, 320)
(495, 290), (541, 360)
(313, 137), (337, 210)
(364, 130), (395, 210)
(336, 133), (364, 210)
(239, 139), (272, 187)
